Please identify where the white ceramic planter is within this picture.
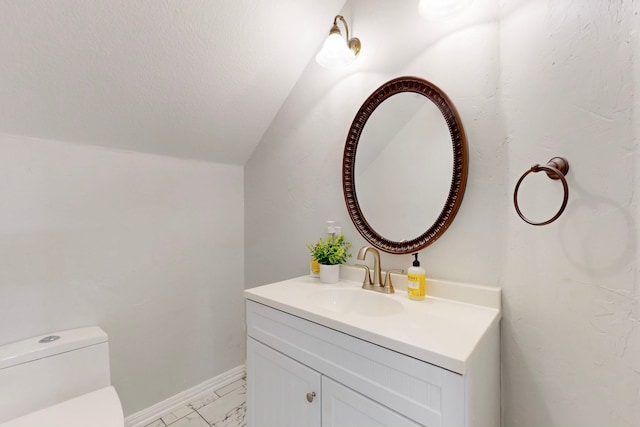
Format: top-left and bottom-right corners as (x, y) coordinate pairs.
(319, 264), (340, 284)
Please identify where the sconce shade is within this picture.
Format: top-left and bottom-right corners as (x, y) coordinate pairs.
(316, 15), (361, 69)
(316, 32), (355, 68)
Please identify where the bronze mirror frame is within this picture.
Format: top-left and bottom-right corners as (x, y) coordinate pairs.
(342, 76), (468, 254)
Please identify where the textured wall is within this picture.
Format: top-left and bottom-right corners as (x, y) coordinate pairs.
(0, 134), (245, 415)
(500, 1), (640, 426)
(246, 0), (640, 425)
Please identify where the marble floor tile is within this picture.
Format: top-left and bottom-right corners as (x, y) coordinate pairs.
(161, 405), (195, 425)
(170, 412), (210, 427)
(204, 402), (246, 427)
(198, 386), (246, 427)
(144, 377), (247, 427)
(215, 379), (246, 397)
(188, 390), (220, 411)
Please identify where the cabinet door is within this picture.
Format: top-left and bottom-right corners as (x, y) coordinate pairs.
(322, 377), (422, 427)
(247, 338), (321, 427)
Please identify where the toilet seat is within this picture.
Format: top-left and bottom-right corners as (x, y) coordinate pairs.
(0, 386), (123, 427)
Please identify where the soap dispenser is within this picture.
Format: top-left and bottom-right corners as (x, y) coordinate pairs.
(407, 253), (426, 300)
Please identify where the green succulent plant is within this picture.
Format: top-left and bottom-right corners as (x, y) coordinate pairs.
(307, 235), (352, 265)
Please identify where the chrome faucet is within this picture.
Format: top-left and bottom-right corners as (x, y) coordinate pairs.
(356, 246), (395, 294)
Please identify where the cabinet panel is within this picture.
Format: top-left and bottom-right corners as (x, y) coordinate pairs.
(247, 338), (321, 427)
(247, 300), (461, 427)
(322, 377), (422, 427)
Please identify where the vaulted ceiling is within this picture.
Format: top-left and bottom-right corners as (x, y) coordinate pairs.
(0, 0), (345, 164)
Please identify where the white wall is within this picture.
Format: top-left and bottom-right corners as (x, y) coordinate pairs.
(500, 1), (640, 426)
(245, 0), (640, 425)
(245, 0), (503, 288)
(0, 133), (245, 415)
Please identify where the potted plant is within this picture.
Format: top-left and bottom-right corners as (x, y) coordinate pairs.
(307, 235), (352, 284)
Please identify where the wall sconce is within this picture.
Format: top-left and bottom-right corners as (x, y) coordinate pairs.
(418, 0), (472, 19)
(315, 15), (361, 69)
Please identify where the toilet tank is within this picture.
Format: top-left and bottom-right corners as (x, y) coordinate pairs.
(0, 327), (111, 423)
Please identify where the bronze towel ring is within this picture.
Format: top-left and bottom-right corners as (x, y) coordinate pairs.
(514, 157), (570, 226)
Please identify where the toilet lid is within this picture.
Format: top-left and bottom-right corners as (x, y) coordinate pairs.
(0, 386), (123, 427)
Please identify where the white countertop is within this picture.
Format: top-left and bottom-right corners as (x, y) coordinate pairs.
(244, 268), (501, 374)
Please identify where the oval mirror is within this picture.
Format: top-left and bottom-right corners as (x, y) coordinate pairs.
(342, 76), (468, 254)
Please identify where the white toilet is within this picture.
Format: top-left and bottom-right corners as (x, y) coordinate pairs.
(0, 326), (124, 426)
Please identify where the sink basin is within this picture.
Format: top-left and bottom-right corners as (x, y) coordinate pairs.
(310, 288), (403, 317)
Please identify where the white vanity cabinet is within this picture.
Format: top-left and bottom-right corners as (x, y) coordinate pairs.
(245, 274), (501, 427)
(247, 337), (320, 427)
(321, 376), (422, 427)
(247, 337), (421, 427)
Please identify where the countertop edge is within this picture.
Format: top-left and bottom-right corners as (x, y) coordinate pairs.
(244, 273), (501, 375)
(244, 294), (469, 374)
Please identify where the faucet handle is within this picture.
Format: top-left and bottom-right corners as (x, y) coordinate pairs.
(354, 264), (372, 288)
(383, 269), (404, 294)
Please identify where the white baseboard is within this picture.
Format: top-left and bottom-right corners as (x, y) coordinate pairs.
(124, 364), (246, 427)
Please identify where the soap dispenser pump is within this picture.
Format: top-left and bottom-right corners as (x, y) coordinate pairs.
(407, 253), (426, 300)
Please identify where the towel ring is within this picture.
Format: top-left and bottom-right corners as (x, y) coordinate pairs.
(514, 157), (569, 226)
